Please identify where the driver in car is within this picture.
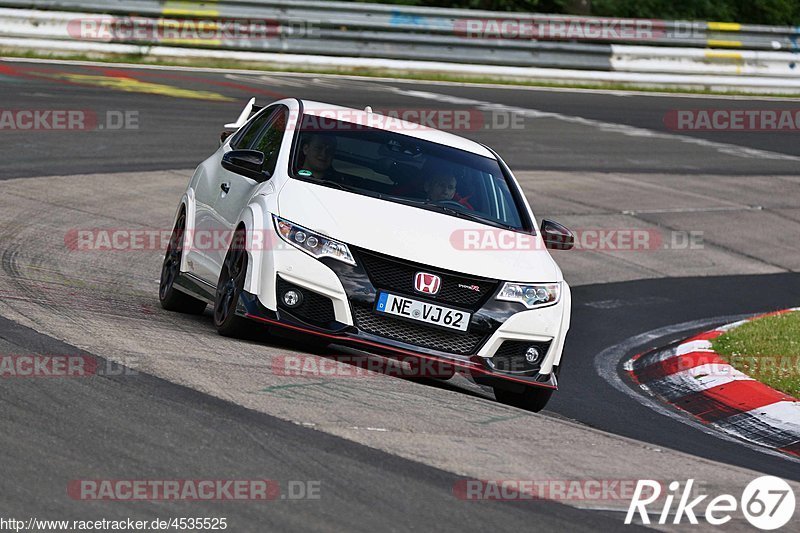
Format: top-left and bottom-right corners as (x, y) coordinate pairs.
(423, 162), (473, 210)
(299, 134), (342, 181)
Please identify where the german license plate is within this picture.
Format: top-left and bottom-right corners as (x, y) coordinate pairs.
(375, 292), (470, 332)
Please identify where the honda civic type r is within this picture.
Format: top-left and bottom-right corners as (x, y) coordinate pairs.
(159, 98), (575, 411)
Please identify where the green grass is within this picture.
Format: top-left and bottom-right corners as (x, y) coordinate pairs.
(4, 48), (800, 99)
(713, 310), (800, 398)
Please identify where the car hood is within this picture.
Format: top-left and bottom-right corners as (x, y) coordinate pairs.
(277, 179), (561, 283)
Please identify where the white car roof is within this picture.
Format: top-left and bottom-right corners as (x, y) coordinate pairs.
(298, 100), (495, 159)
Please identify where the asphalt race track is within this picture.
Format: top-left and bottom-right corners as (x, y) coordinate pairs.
(1, 58), (799, 531)
(0, 314), (624, 531)
(3, 60), (800, 179)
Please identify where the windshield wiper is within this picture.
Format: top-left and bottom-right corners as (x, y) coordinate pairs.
(305, 178), (391, 200)
(307, 178), (356, 193)
(439, 205), (517, 231)
(392, 197), (518, 231)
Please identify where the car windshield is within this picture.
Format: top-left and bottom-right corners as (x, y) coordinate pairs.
(291, 114), (528, 231)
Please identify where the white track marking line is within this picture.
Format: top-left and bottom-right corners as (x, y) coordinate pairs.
(388, 88), (800, 162)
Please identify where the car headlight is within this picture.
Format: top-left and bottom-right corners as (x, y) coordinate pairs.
(497, 282), (560, 309)
(273, 215), (356, 266)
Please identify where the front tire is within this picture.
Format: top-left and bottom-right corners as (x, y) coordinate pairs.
(493, 386), (553, 412)
(159, 212), (207, 315)
(213, 228), (250, 338)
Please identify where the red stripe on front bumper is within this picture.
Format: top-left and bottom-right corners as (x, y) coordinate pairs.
(244, 313), (557, 389)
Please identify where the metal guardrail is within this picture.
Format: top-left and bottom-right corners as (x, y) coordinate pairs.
(0, 0), (799, 84)
(1, 0), (799, 52)
(0, 3), (616, 70)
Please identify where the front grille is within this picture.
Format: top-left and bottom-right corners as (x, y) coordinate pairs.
(490, 340), (552, 373)
(356, 249), (498, 309)
(352, 304), (485, 355)
(276, 277), (336, 327)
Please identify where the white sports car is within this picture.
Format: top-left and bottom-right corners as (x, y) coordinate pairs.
(159, 98), (574, 411)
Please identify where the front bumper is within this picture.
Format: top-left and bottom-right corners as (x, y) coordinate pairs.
(239, 291), (558, 390)
(242, 238), (568, 390)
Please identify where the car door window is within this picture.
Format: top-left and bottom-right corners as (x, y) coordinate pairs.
(252, 108), (288, 176)
(230, 106), (275, 150)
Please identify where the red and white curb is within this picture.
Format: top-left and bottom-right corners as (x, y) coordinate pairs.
(625, 309), (800, 458)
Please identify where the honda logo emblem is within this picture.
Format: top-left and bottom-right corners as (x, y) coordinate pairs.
(414, 272), (441, 295)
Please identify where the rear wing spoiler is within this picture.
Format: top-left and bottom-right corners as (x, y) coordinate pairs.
(224, 97), (263, 130)
(221, 98), (263, 144)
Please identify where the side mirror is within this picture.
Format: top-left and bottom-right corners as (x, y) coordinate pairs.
(222, 149), (269, 182)
(541, 219), (574, 251)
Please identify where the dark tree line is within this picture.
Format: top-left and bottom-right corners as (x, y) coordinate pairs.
(353, 0), (800, 25)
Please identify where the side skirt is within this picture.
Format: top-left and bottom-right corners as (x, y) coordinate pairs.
(173, 272), (216, 304)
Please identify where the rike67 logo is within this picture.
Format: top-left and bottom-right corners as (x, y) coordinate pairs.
(626, 477), (795, 530)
